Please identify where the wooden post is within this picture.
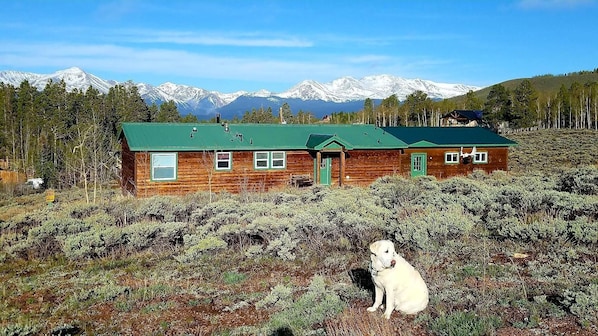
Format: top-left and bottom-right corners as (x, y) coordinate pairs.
(316, 151), (321, 184)
(340, 150), (346, 186)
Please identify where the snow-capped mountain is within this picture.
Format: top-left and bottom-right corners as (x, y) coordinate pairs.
(0, 67), (118, 93)
(0, 67), (481, 118)
(278, 75), (480, 102)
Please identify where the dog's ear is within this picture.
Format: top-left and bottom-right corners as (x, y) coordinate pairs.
(370, 241), (380, 251)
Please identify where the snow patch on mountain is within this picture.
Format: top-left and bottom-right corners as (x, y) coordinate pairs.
(0, 67), (481, 115)
(278, 75), (481, 102)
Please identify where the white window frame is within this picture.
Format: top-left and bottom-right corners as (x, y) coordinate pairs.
(474, 151), (488, 164)
(254, 151), (270, 169)
(215, 152), (232, 170)
(271, 151), (286, 169)
(151, 152), (177, 181)
(445, 152), (459, 164)
(253, 151), (286, 169)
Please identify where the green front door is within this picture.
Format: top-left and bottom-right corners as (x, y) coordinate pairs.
(410, 153), (427, 177)
(319, 157), (331, 185)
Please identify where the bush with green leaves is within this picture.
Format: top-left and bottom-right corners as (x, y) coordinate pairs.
(257, 276), (346, 335)
(255, 284), (294, 310)
(557, 166), (598, 195)
(0, 323), (41, 336)
(175, 234), (227, 263)
(428, 311), (502, 336)
(389, 205), (476, 250)
(135, 195), (193, 222)
(563, 283), (598, 326)
(63, 221), (188, 260)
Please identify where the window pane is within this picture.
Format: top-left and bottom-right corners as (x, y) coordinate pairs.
(413, 157), (422, 171)
(474, 152), (488, 163)
(153, 154), (175, 167)
(271, 152), (285, 168)
(151, 153), (176, 180)
(216, 152), (231, 170)
(256, 152), (268, 160)
(153, 167), (174, 179)
(445, 152), (458, 163)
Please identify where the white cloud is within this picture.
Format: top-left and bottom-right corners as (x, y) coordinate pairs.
(117, 30), (313, 48)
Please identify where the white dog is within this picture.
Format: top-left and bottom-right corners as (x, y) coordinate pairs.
(367, 240), (429, 319)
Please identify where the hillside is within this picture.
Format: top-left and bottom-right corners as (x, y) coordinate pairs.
(452, 70), (598, 102)
(507, 129), (598, 174)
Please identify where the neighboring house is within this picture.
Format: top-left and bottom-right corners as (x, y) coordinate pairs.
(120, 122), (516, 197)
(441, 110), (484, 127)
(382, 127), (517, 179)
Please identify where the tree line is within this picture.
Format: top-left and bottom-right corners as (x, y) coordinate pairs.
(0, 80), (196, 198)
(325, 79), (598, 130)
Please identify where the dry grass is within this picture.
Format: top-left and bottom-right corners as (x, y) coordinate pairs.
(325, 302), (428, 336)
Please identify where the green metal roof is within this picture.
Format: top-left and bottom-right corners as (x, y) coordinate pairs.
(382, 127), (517, 147)
(121, 123), (408, 151)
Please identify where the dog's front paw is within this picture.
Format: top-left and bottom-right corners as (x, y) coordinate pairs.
(367, 306), (378, 312)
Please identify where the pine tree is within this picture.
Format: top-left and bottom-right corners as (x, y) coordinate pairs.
(512, 79), (538, 128)
(484, 84), (512, 128)
(156, 100), (180, 122)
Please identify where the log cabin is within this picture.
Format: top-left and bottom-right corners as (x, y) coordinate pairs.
(120, 123), (516, 197)
(120, 122), (409, 196)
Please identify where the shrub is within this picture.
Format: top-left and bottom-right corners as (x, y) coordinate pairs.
(63, 226), (123, 259)
(569, 216), (598, 244)
(175, 234), (227, 263)
(260, 276), (346, 335)
(135, 195), (191, 222)
(255, 284), (293, 310)
(0, 323), (41, 336)
(557, 166), (598, 195)
(428, 311), (502, 336)
(390, 205), (476, 250)
(563, 283), (598, 326)
(65, 202), (99, 219)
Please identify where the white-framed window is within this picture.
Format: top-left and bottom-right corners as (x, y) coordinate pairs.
(271, 151), (286, 168)
(253, 151), (286, 169)
(215, 152), (232, 170)
(474, 151), (488, 163)
(445, 152), (459, 164)
(151, 153), (177, 181)
(254, 152), (269, 169)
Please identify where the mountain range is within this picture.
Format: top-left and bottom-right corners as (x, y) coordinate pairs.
(0, 67), (481, 119)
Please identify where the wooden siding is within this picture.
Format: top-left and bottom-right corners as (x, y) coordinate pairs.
(131, 150), (317, 196)
(402, 147), (509, 179)
(124, 146), (406, 196)
(340, 150), (403, 186)
(121, 138), (136, 195)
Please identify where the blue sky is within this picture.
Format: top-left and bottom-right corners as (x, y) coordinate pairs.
(1, 0), (597, 93)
